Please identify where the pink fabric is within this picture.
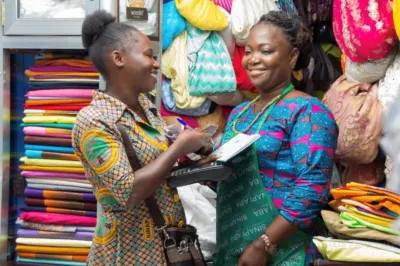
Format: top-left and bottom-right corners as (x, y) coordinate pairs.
(341, 199), (395, 219)
(213, 0), (232, 13)
(20, 212), (96, 226)
(23, 127), (70, 139)
(21, 171), (87, 179)
(333, 0), (397, 62)
(26, 89), (94, 98)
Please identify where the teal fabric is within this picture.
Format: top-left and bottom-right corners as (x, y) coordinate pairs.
(162, 1), (186, 51)
(17, 257), (86, 266)
(21, 123), (74, 129)
(186, 23), (236, 96)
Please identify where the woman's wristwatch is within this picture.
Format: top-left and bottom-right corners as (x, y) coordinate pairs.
(260, 234), (277, 256)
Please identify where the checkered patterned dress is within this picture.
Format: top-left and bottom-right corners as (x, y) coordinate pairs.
(72, 91), (186, 265)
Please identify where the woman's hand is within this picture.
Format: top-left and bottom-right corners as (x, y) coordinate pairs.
(237, 238), (268, 266)
(194, 154), (220, 166)
(174, 130), (212, 155)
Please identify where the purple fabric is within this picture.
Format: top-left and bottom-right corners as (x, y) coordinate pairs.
(17, 229), (94, 241)
(21, 171), (87, 179)
(25, 188), (42, 198)
(24, 188), (96, 203)
(82, 194), (95, 202)
(30, 65), (97, 73)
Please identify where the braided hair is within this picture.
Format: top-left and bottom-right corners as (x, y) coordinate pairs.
(257, 11), (313, 71)
(81, 10), (139, 79)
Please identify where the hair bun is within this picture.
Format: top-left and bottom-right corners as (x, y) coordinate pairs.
(81, 10), (116, 50)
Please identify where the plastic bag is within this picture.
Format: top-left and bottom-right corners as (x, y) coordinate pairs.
(162, 31), (208, 109)
(162, 0), (185, 51)
(380, 94), (400, 194)
(177, 184), (217, 260)
(187, 24), (236, 96)
(346, 46), (397, 84)
(175, 0), (228, 31)
(161, 78), (212, 116)
(231, 0), (279, 46)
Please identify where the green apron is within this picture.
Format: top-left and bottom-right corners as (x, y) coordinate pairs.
(213, 85), (308, 266)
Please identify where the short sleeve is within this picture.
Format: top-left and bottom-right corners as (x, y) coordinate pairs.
(280, 101), (338, 230)
(74, 119), (135, 207)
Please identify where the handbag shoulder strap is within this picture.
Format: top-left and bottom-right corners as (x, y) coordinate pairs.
(116, 122), (166, 229)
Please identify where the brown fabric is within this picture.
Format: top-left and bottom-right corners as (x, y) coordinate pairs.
(323, 76), (383, 164)
(342, 160), (386, 186)
(25, 198), (97, 211)
(41, 151), (79, 161)
(321, 210), (400, 246)
(24, 136), (72, 147)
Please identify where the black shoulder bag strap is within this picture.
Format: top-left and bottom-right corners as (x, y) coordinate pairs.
(116, 122), (166, 229)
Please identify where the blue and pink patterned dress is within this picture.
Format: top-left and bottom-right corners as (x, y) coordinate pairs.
(221, 96), (338, 265)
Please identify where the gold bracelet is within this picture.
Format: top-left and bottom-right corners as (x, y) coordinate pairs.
(260, 234), (277, 255)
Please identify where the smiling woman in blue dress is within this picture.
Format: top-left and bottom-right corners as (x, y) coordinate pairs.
(214, 11), (338, 266)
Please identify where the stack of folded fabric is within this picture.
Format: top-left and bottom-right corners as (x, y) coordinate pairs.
(313, 182), (400, 265)
(15, 54), (98, 266)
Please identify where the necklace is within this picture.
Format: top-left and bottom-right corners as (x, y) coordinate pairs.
(232, 84), (294, 134)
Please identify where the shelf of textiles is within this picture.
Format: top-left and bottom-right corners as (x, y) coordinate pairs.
(15, 52), (98, 266)
(159, 0), (342, 150)
(311, 182), (400, 265)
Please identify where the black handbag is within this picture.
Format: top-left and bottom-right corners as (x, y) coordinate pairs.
(116, 123), (206, 266)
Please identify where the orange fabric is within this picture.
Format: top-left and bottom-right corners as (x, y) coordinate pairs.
(330, 187), (369, 199)
(347, 182), (400, 202)
(25, 99), (91, 106)
(25, 70), (98, 77)
(330, 182), (400, 215)
(20, 165), (85, 174)
(341, 54), (346, 73)
(35, 59), (94, 68)
(18, 252), (88, 262)
(16, 245), (90, 255)
(45, 128), (73, 135)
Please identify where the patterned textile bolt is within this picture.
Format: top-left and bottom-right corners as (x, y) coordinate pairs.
(72, 91), (186, 266)
(222, 96), (338, 265)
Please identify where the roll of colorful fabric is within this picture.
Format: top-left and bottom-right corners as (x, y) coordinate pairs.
(333, 0), (398, 62)
(21, 206), (96, 217)
(24, 188), (95, 202)
(20, 212), (96, 226)
(18, 252), (88, 262)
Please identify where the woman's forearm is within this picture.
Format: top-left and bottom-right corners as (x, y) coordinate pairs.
(263, 215), (299, 245)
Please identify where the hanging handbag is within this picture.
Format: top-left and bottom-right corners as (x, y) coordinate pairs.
(116, 123), (206, 266)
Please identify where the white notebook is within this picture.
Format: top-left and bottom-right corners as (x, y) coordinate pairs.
(213, 133), (260, 163)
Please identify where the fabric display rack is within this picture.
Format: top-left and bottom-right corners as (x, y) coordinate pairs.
(311, 0), (400, 265)
(13, 52), (98, 266)
(159, 0), (342, 146)
(159, 0), (400, 265)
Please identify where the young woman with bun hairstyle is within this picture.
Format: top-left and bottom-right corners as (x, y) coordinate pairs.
(214, 11), (338, 266)
(72, 10), (213, 265)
